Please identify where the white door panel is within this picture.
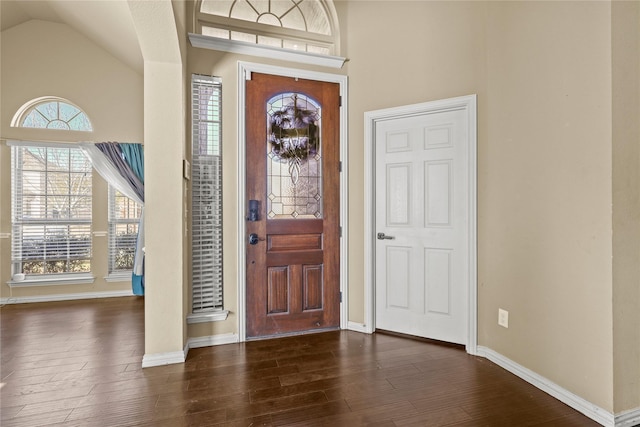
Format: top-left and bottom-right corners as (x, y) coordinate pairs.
(375, 108), (469, 345)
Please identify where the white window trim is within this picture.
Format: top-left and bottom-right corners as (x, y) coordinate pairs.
(8, 140), (94, 284)
(191, 74), (224, 317)
(8, 273), (96, 287)
(6, 139), (82, 149)
(188, 34), (347, 69)
(105, 271), (133, 283)
(187, 311), (229, 324)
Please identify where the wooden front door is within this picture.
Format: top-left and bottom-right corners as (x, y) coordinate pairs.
(246, 72), (340, 338)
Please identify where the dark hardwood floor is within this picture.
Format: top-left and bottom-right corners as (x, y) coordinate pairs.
(1, 297), (601, 426)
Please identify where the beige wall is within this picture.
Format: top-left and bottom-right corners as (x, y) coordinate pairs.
(185, 0), (619, 412)
(338, 0), (487, 325)
(3, 0), (637, 417)
(482, 1), (614, 410)
(337, 0), (614, 410)
(0, 20), (143, 299)
(128, 0), (188, 356)
(612, 0), (640, 414)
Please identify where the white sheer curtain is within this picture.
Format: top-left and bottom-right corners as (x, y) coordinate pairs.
(80, 142), (145, 294)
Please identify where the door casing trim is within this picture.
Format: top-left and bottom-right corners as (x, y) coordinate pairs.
(237, 61), (349, 343)
(364, 95), (478, 355)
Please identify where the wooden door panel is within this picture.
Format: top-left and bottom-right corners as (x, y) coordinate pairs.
(302, 265), (323, 311)
(268, 234), (323, 252)
(267, 266), (290, 314)
(246, 73), (340, 338)
(267, 219), (323, 234)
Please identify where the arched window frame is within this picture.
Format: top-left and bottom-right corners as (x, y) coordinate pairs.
(11, 96), (93, 132)
(190, 0), (346, 69)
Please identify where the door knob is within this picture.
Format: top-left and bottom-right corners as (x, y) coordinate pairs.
(377, 232), (394, 240)
(249, 233), (265, 245)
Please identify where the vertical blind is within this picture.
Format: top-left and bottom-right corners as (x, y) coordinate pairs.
(191, 74), (223, 312)
(10, 143), (93, 276)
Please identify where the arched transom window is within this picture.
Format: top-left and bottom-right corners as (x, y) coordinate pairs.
(11, 97), (93, 131)
(196, 0), (339, 56)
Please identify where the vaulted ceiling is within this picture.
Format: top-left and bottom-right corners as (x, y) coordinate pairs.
(1, 0), (143, 73)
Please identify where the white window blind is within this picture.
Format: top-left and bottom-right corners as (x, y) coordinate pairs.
(191, 74), (223, 312)
(108, 186), (141, 274)
(10, 143), (92, 277)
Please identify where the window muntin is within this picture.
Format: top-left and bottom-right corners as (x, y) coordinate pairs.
(191, 74), (223, 313)
(11, 145), (93, 277)
(13, 97), (93, 131)
(108, 186), (142, 275)
(201, 0), (330, 34)
(266, 92), (322, 219)
(197, 0), (337, 55)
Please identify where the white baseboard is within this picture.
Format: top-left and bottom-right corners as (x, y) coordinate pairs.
(142, 348), (187, 368)
(616, 408), (640, 427)
(187, 333), (239, 349)
(477, 346), (614, 427)
(0, 290), (134, 305)
(142, 333), (238, 368)
(347, 321), (371, 333)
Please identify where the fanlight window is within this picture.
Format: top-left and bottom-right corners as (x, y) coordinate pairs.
(12, 97), (93, 132)
(197, 0), (339, 55)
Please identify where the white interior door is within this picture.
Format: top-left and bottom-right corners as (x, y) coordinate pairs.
(375, 106), (470, 345)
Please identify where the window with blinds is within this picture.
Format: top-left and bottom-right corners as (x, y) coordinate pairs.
(191, 74), (223, 313)
(108, 186), (142, 275)
(10, 143), (92, 278)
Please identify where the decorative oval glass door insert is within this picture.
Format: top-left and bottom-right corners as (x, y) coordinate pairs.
(267, 92), (322, 219)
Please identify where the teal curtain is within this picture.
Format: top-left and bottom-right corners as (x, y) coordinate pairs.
(118, 144), (145, 296)
(120, 144), (144, 184)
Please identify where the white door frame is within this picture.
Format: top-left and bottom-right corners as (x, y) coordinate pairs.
(364, 95), (478, 355)
(237, 61), (349, 343)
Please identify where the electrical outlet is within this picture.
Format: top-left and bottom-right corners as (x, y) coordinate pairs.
(498, 308), (509, 328)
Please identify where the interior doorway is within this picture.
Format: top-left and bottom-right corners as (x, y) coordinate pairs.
(364, 95), (477, 353)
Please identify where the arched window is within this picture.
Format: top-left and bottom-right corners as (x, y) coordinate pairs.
(195, 0), (340, 57)
(12, 97), (93, 131)
(9, 96), (95, 283)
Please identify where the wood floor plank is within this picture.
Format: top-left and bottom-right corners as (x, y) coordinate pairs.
(0, 297), (604, 427)
(224, 390), (328, 421)
(393, 406), (472, 426)
(323, 377), (396, 402)
(321, 400), (419, 425)
(0, 408), (73, 427)
(270, 400), (352, 426)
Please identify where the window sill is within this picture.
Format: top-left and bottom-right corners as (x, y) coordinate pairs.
(105, 272), (133, 283)
(7, 274), (96, 287)
(187, 310), (229, 324)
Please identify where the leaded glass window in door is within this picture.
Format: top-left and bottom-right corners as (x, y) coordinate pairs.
(266, 92), (322, 219)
